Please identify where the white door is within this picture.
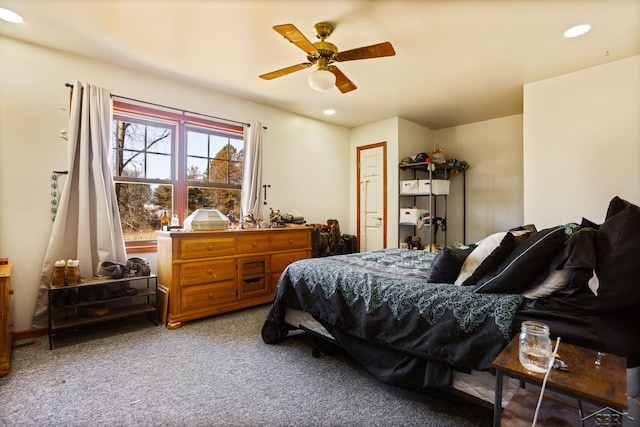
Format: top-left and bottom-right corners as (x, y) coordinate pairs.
(358, 144), (386, 252)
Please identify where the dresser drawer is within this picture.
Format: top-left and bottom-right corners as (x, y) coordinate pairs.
(181, 281), (236, 310)
(271, 250), (309, 273)
(270, 230), (310, 251)
(180, 236), (236, 259)
(180, 259), (236, 286)
(237, 234), (270, 253)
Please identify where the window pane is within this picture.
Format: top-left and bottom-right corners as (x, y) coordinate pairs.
(120, 149), (144, 178)
(186, 129), (244, 186)
(146, 153), (172, 180)
(186, 157), (209, 182)
(229, 161), (242, 185)
(209, 158), (228, 183)
(187, 186), (240, 219)
(230, 138), (244, 162)
(210, 135), (228, 159)
(115, 182), (172, 240)
(186, 130), (209, 157)
(112, 118), (173, 179)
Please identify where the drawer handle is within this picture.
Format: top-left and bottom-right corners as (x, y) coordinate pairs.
(207, 269), (217, 278)
(208, 292), (214, 299)
(207, 244), (214, 251)
(252, 241), (258, 247)
(288, 239), (293, 244)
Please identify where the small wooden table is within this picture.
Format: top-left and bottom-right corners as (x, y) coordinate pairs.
(492, 336), (627, 426)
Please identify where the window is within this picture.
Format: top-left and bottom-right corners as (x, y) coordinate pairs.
(112, 101), (244, 244)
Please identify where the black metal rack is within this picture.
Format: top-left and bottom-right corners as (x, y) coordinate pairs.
(48, 274), (158, 349)
(398, 162), (468, 249)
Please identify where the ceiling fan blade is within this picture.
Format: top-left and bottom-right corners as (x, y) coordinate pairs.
(259, 63), (311, 80)
(273, 24), (319, 55)
(337, 42), (396, 61)
(329, 66), (357, 93)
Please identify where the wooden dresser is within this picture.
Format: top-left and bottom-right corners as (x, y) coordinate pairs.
(156, 227), (312, 329)
(0, 263), (13, 377)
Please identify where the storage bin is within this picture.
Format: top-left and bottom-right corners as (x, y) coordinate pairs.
(418, 179), (450, 195)
(399, 208), (428, 225)
(400, 180), (419, 194)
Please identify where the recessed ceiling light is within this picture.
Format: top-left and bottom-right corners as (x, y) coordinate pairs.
(0, 7), (24, 23)
(323, 109), (336, 116)
(564, 24), (591, 38)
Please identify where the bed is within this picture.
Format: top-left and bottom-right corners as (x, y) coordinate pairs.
(261, 196), (640, 413)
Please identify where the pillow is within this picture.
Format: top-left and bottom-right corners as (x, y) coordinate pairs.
(426, 244), (476, 284)
(604, 195), (630, 220)
(461, 232), (517, 286)
(580, 217), (600, 230)
(454, 232), (507, 285)
(522, 269), (572, 299)
(563, 227), (597, 270)
(474, 225), (573, 293)
(593, 197), (640, 310)
(509, 224), (537, 234)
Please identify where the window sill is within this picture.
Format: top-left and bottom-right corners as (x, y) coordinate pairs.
(125, 241), (157, 254)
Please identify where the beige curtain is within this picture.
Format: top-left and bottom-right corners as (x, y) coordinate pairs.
(32, 81), (127, 329)
(240, 122), (264, 221)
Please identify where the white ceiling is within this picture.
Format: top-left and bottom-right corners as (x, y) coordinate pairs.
(1, 0), (639, 129)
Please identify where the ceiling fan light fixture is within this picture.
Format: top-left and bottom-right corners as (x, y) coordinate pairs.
(308, 69), (336, 92)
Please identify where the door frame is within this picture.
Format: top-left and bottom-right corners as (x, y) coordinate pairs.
(356, 142), (388, 251)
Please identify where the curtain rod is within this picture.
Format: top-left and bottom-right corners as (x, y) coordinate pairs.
(64, 83), (266, 129)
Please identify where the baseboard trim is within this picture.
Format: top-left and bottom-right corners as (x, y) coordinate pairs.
(12, 328), (48, 343)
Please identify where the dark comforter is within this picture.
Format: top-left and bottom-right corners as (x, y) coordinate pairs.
(262, 249), (524, 388)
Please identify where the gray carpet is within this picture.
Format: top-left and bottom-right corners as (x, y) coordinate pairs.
(0, 305), (492, 426)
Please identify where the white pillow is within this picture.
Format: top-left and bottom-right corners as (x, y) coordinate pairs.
(522, 269), (572, 299)
(454, 232), (507, 286)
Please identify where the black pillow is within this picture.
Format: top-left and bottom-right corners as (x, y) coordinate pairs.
(461, 232), (516, 286)
(580, 217), (600, 230)
(563, 227), (598, 269)
(523, 227), (598, 299)
(426, 244), (476, 284)
(604, 195), (630, 220)
(592, 197), (640, 310)
(474, 225), (573, 294)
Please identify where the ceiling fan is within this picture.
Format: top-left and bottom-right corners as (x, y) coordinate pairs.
(259, 22), (395, 93)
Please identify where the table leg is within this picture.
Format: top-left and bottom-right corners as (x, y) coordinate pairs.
(494, 370), (504, 426)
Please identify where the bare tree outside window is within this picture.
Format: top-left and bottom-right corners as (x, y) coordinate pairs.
(111, 105), (244, 243)
(112, 118), (173, 240)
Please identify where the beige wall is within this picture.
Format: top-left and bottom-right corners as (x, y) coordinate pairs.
(0, 37), (350, 332)
(435, 115), (524, 243)
(523, 55), (640, 227)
